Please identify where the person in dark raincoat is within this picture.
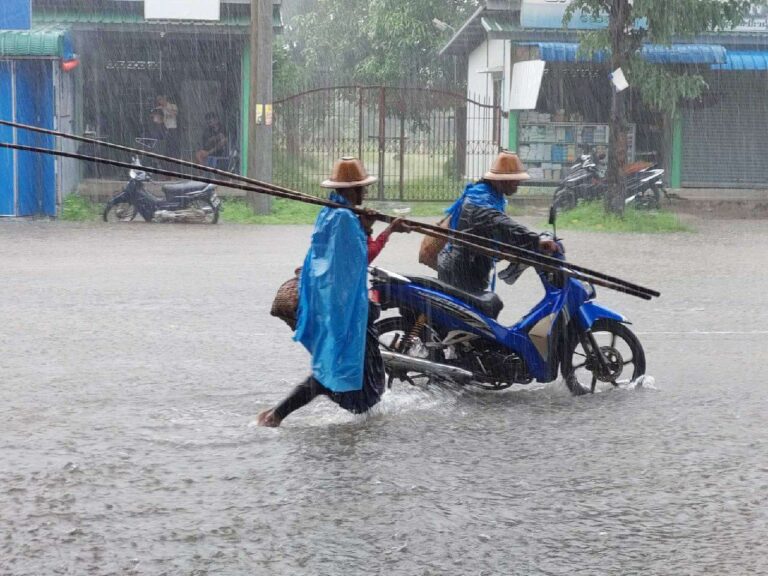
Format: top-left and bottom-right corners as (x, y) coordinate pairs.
(437, 151), (560, 295)
(257, 157), (409, 427)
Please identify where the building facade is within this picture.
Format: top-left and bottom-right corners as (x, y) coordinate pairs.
(442, 0), (768, 189)
(0, 0), (282, 217)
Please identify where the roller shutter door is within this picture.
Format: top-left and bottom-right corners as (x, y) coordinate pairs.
(682, 74), (768, 188)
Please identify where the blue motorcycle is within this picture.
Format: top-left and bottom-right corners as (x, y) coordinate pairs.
(370, 235), (645, 396)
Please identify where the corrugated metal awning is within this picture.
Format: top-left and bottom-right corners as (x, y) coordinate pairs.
(32, 7), (283, 33)
(481, 16), (516, 35)
(712, 51), (768, 70)
(526, 42), (727, 65)
(0, 27), (73, 58)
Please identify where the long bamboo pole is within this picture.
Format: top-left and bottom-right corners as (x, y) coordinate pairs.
(0, 118), (660, 298)
(0, 120), (661, 297)
(0, 140), (654, 300)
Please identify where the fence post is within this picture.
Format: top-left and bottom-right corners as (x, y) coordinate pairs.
(378, 86), (386, 200)
(358, 87), (363, 161)
(399, 113), (405, 201)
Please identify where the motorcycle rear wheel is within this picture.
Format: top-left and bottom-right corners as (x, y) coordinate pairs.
(103, 202), (137, 223)
(188, 198), (219, 224)
(375, 315), (441, 387)
(562, 319), (646, 396)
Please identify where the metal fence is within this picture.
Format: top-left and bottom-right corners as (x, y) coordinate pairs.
(273, 86), (501, 202)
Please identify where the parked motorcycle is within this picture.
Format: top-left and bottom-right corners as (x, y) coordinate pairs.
(103, 157), (221, 224)
(552, 153), (669, 212)
(370, 211), (646, 395)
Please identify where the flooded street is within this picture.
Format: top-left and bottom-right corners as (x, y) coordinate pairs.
(1, 217), (767, 575)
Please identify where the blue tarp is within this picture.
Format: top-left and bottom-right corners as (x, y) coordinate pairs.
(712, 51), (768, 71)
(526, 42), (727, 65)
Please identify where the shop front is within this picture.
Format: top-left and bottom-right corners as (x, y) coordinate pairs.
(26, 0), (282, 201)
(442, 1), (768, 190)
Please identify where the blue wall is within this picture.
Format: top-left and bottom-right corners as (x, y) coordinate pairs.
(0, 62), (15, 216)
(0, 0), (31, 30)
(0, 60), (56, 217)
(15, 61), (55, 216)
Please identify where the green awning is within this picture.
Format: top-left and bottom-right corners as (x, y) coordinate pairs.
(0, 26), (72, 58)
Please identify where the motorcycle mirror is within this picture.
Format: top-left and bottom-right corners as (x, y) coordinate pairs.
(549, 205), (557, 227)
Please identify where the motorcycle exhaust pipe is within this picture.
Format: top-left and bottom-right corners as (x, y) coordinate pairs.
(380, 350), (475, 384)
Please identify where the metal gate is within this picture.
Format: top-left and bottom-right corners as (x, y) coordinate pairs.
(272, 86), (501, 202)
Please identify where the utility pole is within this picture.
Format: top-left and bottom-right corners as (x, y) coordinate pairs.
(248, 0), (273, 214)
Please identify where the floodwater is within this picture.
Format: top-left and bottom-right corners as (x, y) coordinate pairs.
(1, 216), (767, 575)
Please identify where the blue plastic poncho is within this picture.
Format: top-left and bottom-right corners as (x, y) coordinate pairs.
(442, 181), (508, 291)
(293, 193), (369, 393)
(445, 181), (507, 231)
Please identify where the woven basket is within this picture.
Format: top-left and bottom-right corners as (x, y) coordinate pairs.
(418, 216), (451, 271)
(270, 267), (302, 329)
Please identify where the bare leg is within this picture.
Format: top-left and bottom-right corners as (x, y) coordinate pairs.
(257, 377), (328, 427)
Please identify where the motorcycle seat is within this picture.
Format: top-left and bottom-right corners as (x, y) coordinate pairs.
(161, 181), (209, 196)
(407, 276), (504, 320)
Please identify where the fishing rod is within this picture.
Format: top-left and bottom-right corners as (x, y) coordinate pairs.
(0, 140), (652, 300)
(0, 119), (660, 299)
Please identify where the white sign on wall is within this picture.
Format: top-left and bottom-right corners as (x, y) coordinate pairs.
(145, 0), (221, 21)
(508, 60), (546, 111)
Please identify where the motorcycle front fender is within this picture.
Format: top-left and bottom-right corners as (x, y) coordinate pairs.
(577, 301), (629, 330)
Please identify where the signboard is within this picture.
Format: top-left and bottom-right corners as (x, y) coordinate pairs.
(145, 0), (220, 21)
(521, 0), (607, 30)
(508, 60), (546, 111)
(0, 0), (32, 30)
(522, 0), (767, 34)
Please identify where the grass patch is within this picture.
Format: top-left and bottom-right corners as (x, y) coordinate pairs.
(554, 201), (691, 233)
(220, 197), (524, 225)
(221, 197), (322, 225)
(62, 194), (101, 221)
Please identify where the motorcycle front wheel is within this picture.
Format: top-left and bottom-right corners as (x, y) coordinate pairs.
(562, 319), (646, 396)
(103, 201), (138, 223)
(632, 188), (661, 210)
(552, 188), (577, 213)
(188, 198), (220, 224)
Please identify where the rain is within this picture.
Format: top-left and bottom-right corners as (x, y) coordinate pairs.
(2, 1), (768, 574)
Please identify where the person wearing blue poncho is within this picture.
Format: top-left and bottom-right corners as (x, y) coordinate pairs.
(257, 158), (409, 427)
(438, 151), (560, 295)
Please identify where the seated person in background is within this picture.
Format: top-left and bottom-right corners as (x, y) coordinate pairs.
(195, 113), (228, 166)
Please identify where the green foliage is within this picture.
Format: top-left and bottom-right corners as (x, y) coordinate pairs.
(554, 202), (692, 233)
(61, 194), (100, 221)
(565, 0), (765, 113)
(278, 0), (478, 90)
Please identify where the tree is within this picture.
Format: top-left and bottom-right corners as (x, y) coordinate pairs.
(565, 0), (760, 215)
(279, 0), (477, 91)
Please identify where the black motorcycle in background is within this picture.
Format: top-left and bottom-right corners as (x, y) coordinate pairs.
(103, 157), (221, 224)
(552, 153), (671, 212)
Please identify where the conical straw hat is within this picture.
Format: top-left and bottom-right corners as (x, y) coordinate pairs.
(484, 150), (531, 181)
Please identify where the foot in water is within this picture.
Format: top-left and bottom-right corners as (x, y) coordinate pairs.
(257, 409), (282, 428)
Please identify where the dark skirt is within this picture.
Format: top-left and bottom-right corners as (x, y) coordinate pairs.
(273, 321), (386, 420)
(325, 322), (386, 414)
